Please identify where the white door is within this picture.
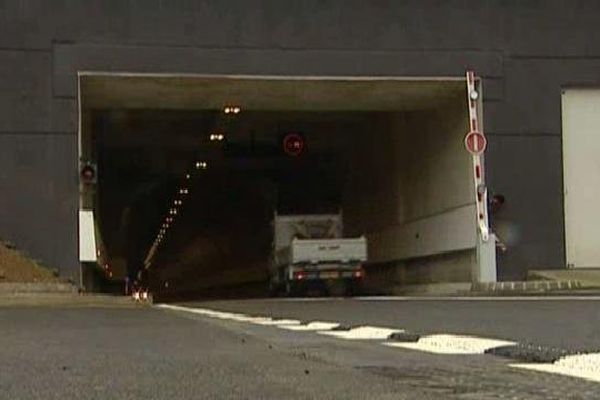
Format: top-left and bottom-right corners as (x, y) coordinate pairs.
(562, 89), (600, 268)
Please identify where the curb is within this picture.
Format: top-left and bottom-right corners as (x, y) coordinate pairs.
(0, 282), (77, 294)
(0, 293), (146, 307)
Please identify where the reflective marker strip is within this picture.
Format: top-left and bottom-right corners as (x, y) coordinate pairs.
(318, 326), (402, 340)
(511, 353), (600, 383)
(386, 334), (516, 355)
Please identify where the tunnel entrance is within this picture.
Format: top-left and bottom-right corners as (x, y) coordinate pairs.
(78, 74), (481, 298)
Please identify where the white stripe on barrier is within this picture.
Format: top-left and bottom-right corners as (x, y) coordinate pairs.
(386, 334), (515, 355)
(318, 326), (401, 340)
(511, 353), (600, 383)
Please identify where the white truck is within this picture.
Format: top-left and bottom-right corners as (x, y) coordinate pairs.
(269, 213), (367, 296)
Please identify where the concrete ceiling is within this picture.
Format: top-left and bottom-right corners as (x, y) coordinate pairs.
(80, 74), (466, 111)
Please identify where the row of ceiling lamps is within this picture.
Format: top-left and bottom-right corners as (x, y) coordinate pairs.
(142, 105), (240, 271)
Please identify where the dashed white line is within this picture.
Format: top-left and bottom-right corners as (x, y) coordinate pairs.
(156, 303), (600, 384)
(250, 318), (302, 326)
(318, 326), (402, 340)
(280, 321), (341, 331)
(355, 296), (600, 301)
(386, 334), (516, 355)
(511, 353), (600, 383)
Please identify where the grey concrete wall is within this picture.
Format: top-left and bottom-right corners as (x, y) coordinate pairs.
(398, 102), (472, 225)
(1, 1), (600, 280)
(343, 100), (475, 275)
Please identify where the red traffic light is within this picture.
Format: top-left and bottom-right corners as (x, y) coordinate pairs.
(282, 133), (305, 156)
(80, 164), (96, 184)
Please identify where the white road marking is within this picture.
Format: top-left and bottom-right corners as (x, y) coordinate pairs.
(355, 296), (600, 301)
(274, 297), (346, 302)
(156, 304), (272, 323)
(511, 353), (600, 383)
(318, 326), (402, 340)
(226, 315), (273, 323)
(386, 334), (516, 355)
(250, 318), (302, 326)
(279, 321), (340, 331)
(161, 302), (600, 384)
(156, 304), (218, 315)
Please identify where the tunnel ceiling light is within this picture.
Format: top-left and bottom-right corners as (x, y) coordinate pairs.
(470, 89), (479, 100)
(195, 161), (208, 170)
(179, 188), (189, 195)
(210, 133), (225, 141)
(185, 174), (191, 179)
(223, 105), (240, 114)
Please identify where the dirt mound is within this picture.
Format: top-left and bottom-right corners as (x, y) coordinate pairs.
(0, 242), (60, 283)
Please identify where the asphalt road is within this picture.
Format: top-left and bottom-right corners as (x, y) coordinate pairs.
(1, 300), (599, 399)
(189, 297), (600, 352)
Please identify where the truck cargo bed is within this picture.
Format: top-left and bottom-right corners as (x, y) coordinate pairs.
(277, 237), (367, 265)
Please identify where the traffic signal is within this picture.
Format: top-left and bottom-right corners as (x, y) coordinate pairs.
(282, 133), (305, 157)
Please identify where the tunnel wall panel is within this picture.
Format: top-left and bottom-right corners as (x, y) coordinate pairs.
(0, 133), (78, 280)
(368, 205), (477, 264)
(0, 50), (52, 132)
(344, 100), (474, 273)
(486, 134), (564, 280)
(397, 102), (472, 224)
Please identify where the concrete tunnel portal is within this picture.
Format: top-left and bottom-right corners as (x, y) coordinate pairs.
(78, 74), (482, 298)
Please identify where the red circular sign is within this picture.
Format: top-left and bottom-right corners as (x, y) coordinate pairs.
(464, 131), (487, 155)
(282, 133), (305, 156)
(80, 165), (96, 184)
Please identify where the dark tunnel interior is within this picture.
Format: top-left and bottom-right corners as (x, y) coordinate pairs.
(92, 108), (384, 298)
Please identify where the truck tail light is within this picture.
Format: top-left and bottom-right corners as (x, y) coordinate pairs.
(353, 269), (365, 279)
(293, 271), (306, 280)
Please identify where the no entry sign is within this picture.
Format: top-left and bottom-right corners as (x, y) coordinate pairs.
(464, 131), (487, 155)
(282, 133), (305, 156)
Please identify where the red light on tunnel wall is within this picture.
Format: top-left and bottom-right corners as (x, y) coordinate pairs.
(80, 163), (97, 185)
